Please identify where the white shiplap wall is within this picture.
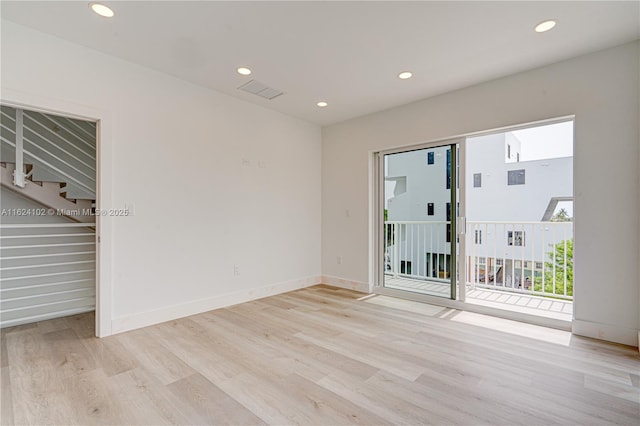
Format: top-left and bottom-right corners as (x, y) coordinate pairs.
(0, 189), (96, 327)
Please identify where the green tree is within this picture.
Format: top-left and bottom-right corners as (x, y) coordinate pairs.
(384, 209), (394, 246)
(551, 208), (572, 222)
(534, 239), (573, 297)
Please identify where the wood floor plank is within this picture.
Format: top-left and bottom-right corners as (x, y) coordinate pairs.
(61, 368), (134, 425)
(190, 307), (376, 391)
(524, 369), (639, 424)
(219, 370), (389, 425)
(109, 367), (192, 425)
(194, 308), (379, 383)
(630, 373), (640, 388)
(295, 331), (426, 381)
(583, 374), (640, 404)
(414, 326), (634, 387)
(146, 317), (273, 384)
(416, 361), (578, 425)
(78, 332), (138, 377)
(366, 369), (506, 425)
(115, 330), (194, 384)
(283, 372), (389, 425)
(317, 371), (455, 425)
(213, 371), (301, 425)
(2, 284), (639, 425)
(1, 323), (37, 335)
(167, 373), (267, 425)
(64, 312), (96, 338)
(9, 372), (79, 425)
(41, 328), (97, 377)
(1, 366), (14, 425)
(0, 330), (8, 368)
(251, 299), (349, 338)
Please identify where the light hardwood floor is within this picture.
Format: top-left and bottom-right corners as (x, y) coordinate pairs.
(1, 285), (639, 425)
(384, 275), (573, 321)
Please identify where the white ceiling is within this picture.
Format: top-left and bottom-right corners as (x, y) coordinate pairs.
(2, 1), (639, 126)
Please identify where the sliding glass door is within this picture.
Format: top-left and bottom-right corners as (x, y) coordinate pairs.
(377, 140), (465, 300)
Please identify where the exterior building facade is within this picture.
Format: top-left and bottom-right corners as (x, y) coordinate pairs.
(385, 130), (573, 293)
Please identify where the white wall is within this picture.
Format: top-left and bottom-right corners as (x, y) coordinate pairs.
(322, 41), (640, 346)
(1, 21), (322, 335)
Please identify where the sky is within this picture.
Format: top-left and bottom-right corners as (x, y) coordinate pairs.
(510, 121), (573, 161)
(554, 200), (574, 218)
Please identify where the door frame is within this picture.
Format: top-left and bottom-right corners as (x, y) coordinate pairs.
(369, 116), (575, 331)
(1, 88), (113, 337)
(373, 137), (466, 301)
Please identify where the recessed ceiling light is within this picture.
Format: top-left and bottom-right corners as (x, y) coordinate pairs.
(237, 67), (252, 76)
(398, 71), (413, 80)
(89, 2), (114, 18)
(535, 20), (556, 33)
(316, 101), (328, 108)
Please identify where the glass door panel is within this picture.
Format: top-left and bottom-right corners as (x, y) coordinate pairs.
(382, 143), (460, 299)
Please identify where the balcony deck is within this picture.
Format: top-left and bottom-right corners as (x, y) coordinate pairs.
(384, 275), (572, 322)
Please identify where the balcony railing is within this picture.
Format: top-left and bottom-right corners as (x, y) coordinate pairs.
(384, 220), (573, 300)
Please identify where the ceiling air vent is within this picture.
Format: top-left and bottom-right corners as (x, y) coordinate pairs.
(237, 80), (284, 100)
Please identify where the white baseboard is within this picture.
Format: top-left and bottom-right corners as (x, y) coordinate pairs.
(111, 275), (322, 335)
(572, 319), (639, 347)
(321, 275), (370, 293)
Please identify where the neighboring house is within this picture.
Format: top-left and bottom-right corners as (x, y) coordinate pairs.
(385, 131), (573, 287)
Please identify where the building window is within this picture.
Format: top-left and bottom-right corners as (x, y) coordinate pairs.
(507, 144), (511, 159)
(445, 201), (459, 243)
(516, 153), (520, 162)
(475, 229), (482, 244)
(400, 260), (412, 275)
(446, 202), (459, 221)
(535, 262), (543, 270)
(427, 203), (434, 216)
(473, 173), (481, 188)
(427, 151), (434, 165)
(507, 230), (525, 246)
(508, 169), (526, 185)
(496, 259), (504, 266)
